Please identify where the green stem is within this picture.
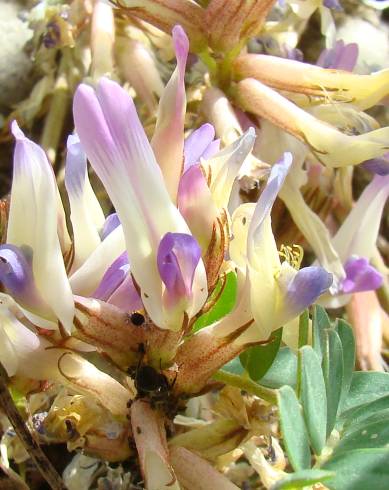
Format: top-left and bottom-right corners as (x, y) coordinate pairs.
(40, 54), (70, 166)
(298, 309), (309, 348)
(216, 44), (242, 90)
(212, 370), (278, 405)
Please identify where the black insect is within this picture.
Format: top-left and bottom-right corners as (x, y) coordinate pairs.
(134, 365), (171, 400)
(129, 312), (145, 326)
(128, 344), (179, 419)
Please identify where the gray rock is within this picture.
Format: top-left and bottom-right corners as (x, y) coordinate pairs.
(0, 0), (33, 109)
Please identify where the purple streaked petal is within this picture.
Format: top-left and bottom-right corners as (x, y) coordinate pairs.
(177, 165), (218, 250)
(317, 40), (358, 71)
(65, 134), (87, 196)
(74, 77), (194, 328)
(69, 224), (126, 296)
(151, 25), (189, 201)
(93, 251), (129, 301)
(248, 152), (293, 258)
(92, 249), (142, 311)
(101, 213), (121, 240)
(323, 0), (342, 10)
(0, 245), (47, 314)
(332, 174), (389, 261)
(8, 122), (74, 332)
(184, 123), (216, 170)
(201, 138), (220, 160)
(207, 128), (256, 210)
(157, 233), (201, 301)
(341, 257), (383, 294)
(361, 155), (389, 176)
(284, 266), (333, 318)
(284, 46), (304, 62)
(107, 274), (143, 312)
(65, 134), (103, 269)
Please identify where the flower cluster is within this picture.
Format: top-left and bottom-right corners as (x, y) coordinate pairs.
(0, 1), (388, 489)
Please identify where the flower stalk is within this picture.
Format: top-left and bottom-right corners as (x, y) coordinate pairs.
(212, 370), (278, 405)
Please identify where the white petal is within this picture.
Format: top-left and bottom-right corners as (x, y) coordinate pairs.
(332, 174), (389, 261)
(230, 203), (255, 271)
(151, 25), (189, 202)
(69, 224), (126, 296)
(0, 298), (40, 376)
(8, 122), (74, 333)
(65, 135), (104, 270)
(206, 129), (256, 210)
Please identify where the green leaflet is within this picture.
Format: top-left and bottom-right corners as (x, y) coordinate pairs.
(240, 327), (283, 381)
(273, 469), (334, 489)
(259, 347), (298, 389)
(299, 346), (327, 455)
(323, 329), (344, 436)
(322, 449), (389, 490)
(278, 386), (311, 471)
(192, 271), (237, 332)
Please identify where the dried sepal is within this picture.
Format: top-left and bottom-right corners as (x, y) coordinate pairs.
(205, 0), (277, 53)
(111, 0), (206, 51)
(72, 296), (146, 368)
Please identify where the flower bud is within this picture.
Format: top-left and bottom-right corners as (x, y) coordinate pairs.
(91, 0), (115, 79)
(117, 38), (164, 112)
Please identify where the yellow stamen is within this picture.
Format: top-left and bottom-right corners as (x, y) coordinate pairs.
(278, 244), (304, 270)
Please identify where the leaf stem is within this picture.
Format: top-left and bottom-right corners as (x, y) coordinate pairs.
(212, 370), (278, 405)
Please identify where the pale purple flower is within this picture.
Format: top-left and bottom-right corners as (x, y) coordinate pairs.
(184, 123), (220, 170)
(65, 134), (105, 270)
(101, 213), (121, 239)
(332, 174), (389, 263)
(317, 40), (358, 71)
(0, 245), (48, 316)
(93, 251), (129, 301)
(341, 257), (383, 294)
(361, 154), (389, 176)
(93, 251), (142, 311)
(226, 153), (333, 341)
(177, 164), (218, 251)
(73, 76), (207, 329)
(247, 154), (332, 332)
(323, 0), (342, 11)
(7, 122), (74, 332)
(282, 266), (333, 320)
(284, 46), (304, 62)
(151, 25), (189, 202)
(157, 232), (201, 312)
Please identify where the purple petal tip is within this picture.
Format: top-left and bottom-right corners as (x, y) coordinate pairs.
(361, 156), (389, 176)
(287, 266), (333, 312)
(157, 232), (201, 299)
(11, 120), (24, 140)
(342, 257), (383, 294)
(172, 25), (189, 72)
